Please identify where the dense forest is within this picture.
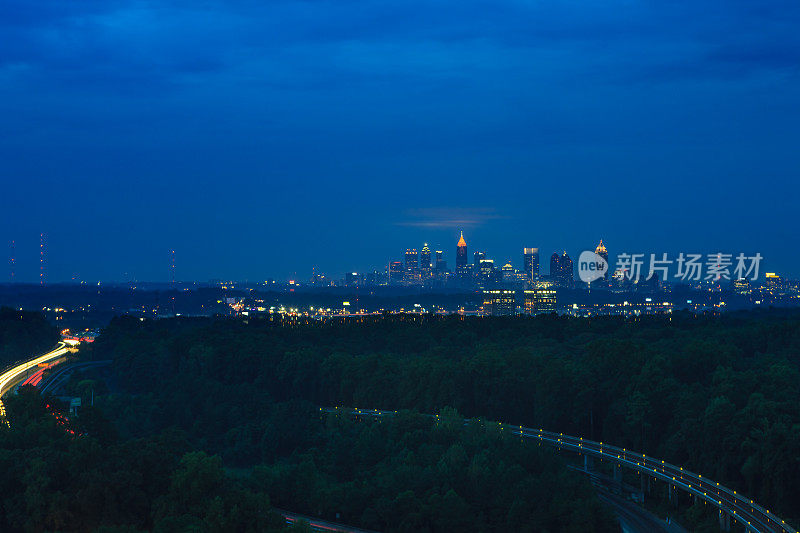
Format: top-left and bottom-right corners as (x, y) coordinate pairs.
(81, 310), (800, 528)
(0, 387), (286, 532)
(252, 408), (617, 531)
(2, 308), (800, 530)
(0, 310), (622, 531)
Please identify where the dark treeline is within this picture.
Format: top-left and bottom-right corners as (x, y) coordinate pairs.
(89, 310), (800, 525)
(0, 310), (621, 531)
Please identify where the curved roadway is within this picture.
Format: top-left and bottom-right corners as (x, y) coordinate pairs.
(325, 407), (797, 533)
(0, 342), (69, 397)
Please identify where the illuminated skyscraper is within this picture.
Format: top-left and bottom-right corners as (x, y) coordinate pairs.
(420, 244), (432, 270)
(765, 273), (782, 294)
(477, 259), (495, 288)
(560, 251), (573, 288)
(483, 289), (516, 316)
(523, 247), (539, 280)
(389, 261), (404, 284)
(732, 277), (751, 295)
(456, 232), (468, 270)
(405, 249), (418, 272)
(594, 240), (609, 281)
(501, 261), (514, 282)
(524, 280), (557, 314)
(550, 252), (560, 281)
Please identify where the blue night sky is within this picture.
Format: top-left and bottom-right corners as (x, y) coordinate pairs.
(1, 0), (799, 282)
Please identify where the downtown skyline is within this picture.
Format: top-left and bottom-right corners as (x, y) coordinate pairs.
(2, 0), (799, 282)
(2, 229), (787, 285)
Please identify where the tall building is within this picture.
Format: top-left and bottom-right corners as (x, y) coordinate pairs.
(550, 252), (560, 281)
(420, 244), (432, 270)
(523, 247), (539, 280)
(524, 280), (557, 314)
(483, 289), (516, 316)
(456, 232), (469, 284)
(456, 232), (468, 269)
(594, 240), (609, 281)
(435, 250), (444, 268)
(405, 249), (418, 272)
(732, 277), (751, 295)
(473, 251), (486, 266)
(501, 261), (514, 283)
(765, 273), (782, 294)
(389, 261), (404, 284)
(560, 251), (573, 288)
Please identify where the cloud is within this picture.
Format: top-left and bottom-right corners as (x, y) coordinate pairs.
(397, 207), (506, 229)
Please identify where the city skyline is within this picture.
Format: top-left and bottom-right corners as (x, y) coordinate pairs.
(3, 229), (788, 285)
(3, 1), (799, 282)
(2, 1), (800, 531)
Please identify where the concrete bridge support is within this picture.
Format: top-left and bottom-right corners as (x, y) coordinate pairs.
(719, 510), (731, 532)
(667, 484), (678, 507)
(584, 454), (593, 472)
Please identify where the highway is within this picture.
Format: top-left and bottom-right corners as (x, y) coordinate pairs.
(326, 407), (797, 533)
(0, 342), (70, 398)
(598, 491), (685, 533)
(38, 360), (112, 395)
(0, 342), (70, 422)
(277, 509), (379, 533)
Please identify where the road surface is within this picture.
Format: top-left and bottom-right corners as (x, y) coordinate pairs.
(0, 342), (69, 397)
(277, 509), (378, 533)
(598, 491), (685, 533)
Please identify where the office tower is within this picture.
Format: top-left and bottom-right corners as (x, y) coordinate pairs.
(501, 261), (514, 282)
(389, 261), (404, 284)
(456, 232), (468, 268)
(478, 258), (494, 273)
(560, 251), (573, 288)
(420, 244), (432, 270)
(456, 232), (468, 283)
(523, 247), (539, 280)
(473, 250), (485, 266)
(732, 277), (751, 295)
(405, 249), (418, 272)
(524, 280), (557, 314)
(595, 240), (609, 280)
(345, 272), (359, 286)
(550, 252), (560, 282)
(483, 289), (516, 316)
(434, 250), (444, 269)
(765, 273), (782, 293)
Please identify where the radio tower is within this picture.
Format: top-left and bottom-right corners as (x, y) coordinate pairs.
(170, 250), (176, 315)
(9, 240), (15, 282)
(40, 233), (46, 286)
